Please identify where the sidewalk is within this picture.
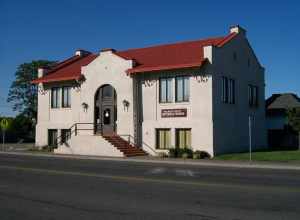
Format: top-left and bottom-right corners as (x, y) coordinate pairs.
(1, 150), (300, 171)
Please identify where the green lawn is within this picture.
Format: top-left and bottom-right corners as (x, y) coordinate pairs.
(215, 150), (300, 162)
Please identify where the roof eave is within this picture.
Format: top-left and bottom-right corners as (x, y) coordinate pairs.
(126, 59), (208, 75)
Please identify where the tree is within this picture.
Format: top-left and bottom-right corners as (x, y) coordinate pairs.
(7, 60), (55, 120)
(287, 108), (300, 131)
(287, 108), (300, 148)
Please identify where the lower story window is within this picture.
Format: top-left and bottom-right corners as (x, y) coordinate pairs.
(48, 129), (58, 147)
(176, 129), (191, 149)
(156, 129), (171, 149)
(61, 129), (71, 143)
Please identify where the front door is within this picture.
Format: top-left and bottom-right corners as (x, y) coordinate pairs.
(95, 85), (116, 135)
(101, 105), (114, 134)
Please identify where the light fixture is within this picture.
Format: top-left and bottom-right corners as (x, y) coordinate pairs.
(122, 99), (130, 111)
(82, 102), (88, 112)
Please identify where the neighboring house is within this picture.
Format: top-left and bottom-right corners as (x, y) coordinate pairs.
(32, 25), (267, 157)
(266, 93), (300, 149)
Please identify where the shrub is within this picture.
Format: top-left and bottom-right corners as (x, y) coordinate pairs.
(193, 150), (211, 159)
(168, 148), (177, 158)
(179, 148), (193, 158)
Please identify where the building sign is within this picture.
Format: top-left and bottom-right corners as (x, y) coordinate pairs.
(161, 109), (187, 118)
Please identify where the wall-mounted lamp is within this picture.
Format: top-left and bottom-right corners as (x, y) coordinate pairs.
(82, 102), (88, 112)
(122, 99), (130, 111)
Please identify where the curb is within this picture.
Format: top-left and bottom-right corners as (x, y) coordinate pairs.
(1, 151), (300, 171)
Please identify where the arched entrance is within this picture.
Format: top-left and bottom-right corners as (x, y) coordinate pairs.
(94, 84), (117, 135)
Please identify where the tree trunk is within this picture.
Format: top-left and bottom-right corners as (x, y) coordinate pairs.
(298, 131), (300, 150)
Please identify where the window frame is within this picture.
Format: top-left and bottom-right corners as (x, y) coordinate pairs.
(61, 129), (71, 144)
(175, 76), (190, 102)
(248, 85), (259, 107)
(48, 129), (58, 147)
(156, 128), (171, 149)
(175, 128), (192, 149)
(51, 87), (60, 108)
(159, 77), (173, 103)
(62, 86), (71, 108)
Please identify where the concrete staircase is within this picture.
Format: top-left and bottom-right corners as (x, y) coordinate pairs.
(102, 135), (148, 157)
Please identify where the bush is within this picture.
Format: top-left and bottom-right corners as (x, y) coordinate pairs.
(180, 148), (193, 158)
(193, 150), (211, 159)
(168, 148), (177, 158)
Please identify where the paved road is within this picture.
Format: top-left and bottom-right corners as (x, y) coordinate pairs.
(0, 153), (299, 220)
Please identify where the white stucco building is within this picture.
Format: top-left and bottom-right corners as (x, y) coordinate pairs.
(32, 25), (267, 157)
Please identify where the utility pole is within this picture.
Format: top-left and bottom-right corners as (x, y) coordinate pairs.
(249, 115), (252, 162)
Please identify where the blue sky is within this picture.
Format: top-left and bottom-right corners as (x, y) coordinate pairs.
(0, 0), (299, 116)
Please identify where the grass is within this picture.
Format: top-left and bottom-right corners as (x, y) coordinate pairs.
(215, 150), (300, 162)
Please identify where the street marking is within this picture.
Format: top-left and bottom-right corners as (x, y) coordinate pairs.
(0, 165), (299, 193)
(147, 167), (166, 174)
(175, 169), (195, 177)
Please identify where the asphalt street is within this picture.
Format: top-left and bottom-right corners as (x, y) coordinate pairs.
(0, 153), (299, 220)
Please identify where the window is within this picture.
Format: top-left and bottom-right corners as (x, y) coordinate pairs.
(48, 129), (58, 147)
(222, 77), (228, 103)
(176, 76), (190, 102)
(159, 78), (173, 103)
(233, 52), (237, 61)
(156, 129), (171, 149)
(51, 88), (60, 108)
(248, 85), (258, 107)
(228, 79), (235, 104)
(176, 129), (191, 149)
(222, 77), (235, 104)
(102, 85), (113, 98)
(62, 87), (71, 108)
(61, 129), (71, 143)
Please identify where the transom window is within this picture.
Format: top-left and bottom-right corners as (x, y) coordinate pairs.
(62, 87), (71, 108)
(176, 129), (191, 149)
(51, 87), (60, 108)
(159, 78), (173, 103)
(156, 129), (171, 149)
(175, 76), (190, 102)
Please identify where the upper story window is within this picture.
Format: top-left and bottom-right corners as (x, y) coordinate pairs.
(159, 78), (173, 103)
(175, 76), (190, 102)
(233, 52), (237, 61)
(51, 87), (60, 108)
(62, 87), (71, 108)
(222, 76), (235, 104)
(248, 85), (258, 107)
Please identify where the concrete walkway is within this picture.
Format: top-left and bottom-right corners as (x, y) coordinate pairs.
(1, 150), (300, 171)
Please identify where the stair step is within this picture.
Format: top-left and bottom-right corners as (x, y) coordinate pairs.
(102, 135), (148, 157)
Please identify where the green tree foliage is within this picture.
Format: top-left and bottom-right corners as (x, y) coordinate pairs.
(287, 108), (300, 132)
(7, 60), (56, 120)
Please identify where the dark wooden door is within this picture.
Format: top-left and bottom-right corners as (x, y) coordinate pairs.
(95, 85), (116, 135)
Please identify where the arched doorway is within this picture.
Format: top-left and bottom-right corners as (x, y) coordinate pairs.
(94, 84), (117, 135)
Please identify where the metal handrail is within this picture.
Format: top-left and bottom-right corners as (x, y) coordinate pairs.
(54, 123), (157, 155)
(55, 123), (96, 147)
(119, 134), (157, 155)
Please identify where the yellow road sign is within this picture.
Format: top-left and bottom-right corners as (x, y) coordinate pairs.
(0, 119), (9, 130)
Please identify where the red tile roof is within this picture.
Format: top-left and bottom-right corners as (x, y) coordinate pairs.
(32, 32), (237, 83)
(32, 53), (98, 84)
(116, 32), (237, 74)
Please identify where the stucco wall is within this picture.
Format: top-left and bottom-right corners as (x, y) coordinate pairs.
(212, 33), (267, 155)
(35, 81), (82, 147)
(80, 50), (134, 136)
(136, 66), (214, 156)
(35, 51), (134, 147)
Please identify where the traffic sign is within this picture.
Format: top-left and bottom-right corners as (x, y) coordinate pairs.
(0, 119), (9, 131)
